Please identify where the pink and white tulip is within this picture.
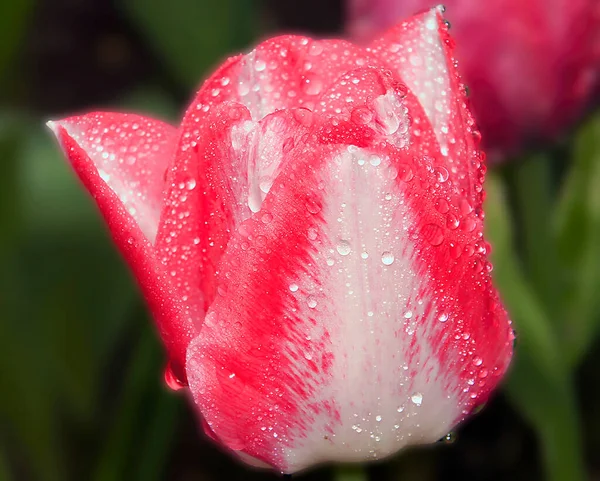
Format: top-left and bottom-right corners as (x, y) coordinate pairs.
(49, 7), (513, 474)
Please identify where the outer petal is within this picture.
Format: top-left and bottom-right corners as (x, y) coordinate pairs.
(48, 112), (177, 242)
(155, 101), (316, 329)
(186, 69), (513, 472)
(49, 113), (194, 379)
(369, 7), (484, 207)
(183, 35), (383, 122)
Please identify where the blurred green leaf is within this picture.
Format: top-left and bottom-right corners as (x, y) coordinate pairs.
(19, 126), (101, 236)
(132, 388), (181, 481)
(17, 124), (140, 419)
(122, 0), (256, 89)
(505, 350), (585, 481)
(510, 153), (561, 319)
(0, 117), (67, 481)
(0, 113), (26, 249)
(486, 173), (586, 481)
(119, 85), (180, 122)
(555, 114), (600, 365)
(0, 0), (35, 81)
(485, 173), (562, 378)
(0, 293), (67, 481)
(0, 444), (14, 481)
(334, 466), (369, 481)
(91, 321), (163, 481)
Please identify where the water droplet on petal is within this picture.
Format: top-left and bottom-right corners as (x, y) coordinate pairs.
(293, 108), (314, 127)
(164, 363), (186, 391)
(381, 251), (395, 265)
(337, 240), (351, 256)
(444, 432), (456, 444)
(436, 167), (449, 182)
(435, 198), (450, 213)
(302, 75), (323, 96)
(422, 223), (445, 246)
(398, 163), (414, 182)
(306, 196), (322, 214)
(411, 392), (423, 406)
(369, 155), (381, 166)
(351, 106), (374, 125)
(446, 213), (460, 230)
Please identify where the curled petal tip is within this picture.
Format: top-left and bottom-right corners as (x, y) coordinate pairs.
(45, 120), (59, 136)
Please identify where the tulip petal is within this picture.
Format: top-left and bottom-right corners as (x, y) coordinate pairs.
(48, 112), (177, 242)
(182, 35), (383, 122)
(186, 96), (512, 472)
(48, 114), (194, 380)
(369, 7), (484, 207)
(155, 102), (316, 321)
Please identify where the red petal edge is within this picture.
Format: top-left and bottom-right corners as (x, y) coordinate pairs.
(48, 114), (194, 381)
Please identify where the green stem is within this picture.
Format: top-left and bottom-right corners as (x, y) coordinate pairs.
(333, 465), (369, 481)
(506, 357), (585, 481)
(538, 394), (586, 481)
(510, 153), (560, 321)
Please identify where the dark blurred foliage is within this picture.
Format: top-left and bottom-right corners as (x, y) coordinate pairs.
(0, 1), (599, 481)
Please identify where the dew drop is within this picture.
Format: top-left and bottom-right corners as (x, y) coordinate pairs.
(293, 108), (314, 126)
(435, 198), (450, 213)
(289, 283), (299, 292)
(164, 363), (186, 391)
(350, 106), (374, 125)
(306, 196), (322, 214)
(307, 296), (318, 308)
(303, 76), (323, 96)
(254, 59), (266, 71)
(337, 240), (351, 256)
(446, 213), (460, 230)
(381, 251), (395, 265)
(422, 223), (445, 246)
(436, 167), (449, 182)
(398, 163), (414, 182)
(411, 392), (423, 406)
(444, 432), (456, 444)
(369, 155), (382, 166)
(438, 313), (449, 323)
(459, 198), (473, 216)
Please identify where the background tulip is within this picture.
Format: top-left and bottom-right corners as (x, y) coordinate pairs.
(348, 0), (600, 158)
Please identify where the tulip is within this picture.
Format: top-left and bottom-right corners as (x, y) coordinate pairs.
(349, 0), (600, 157)
(48, 7), (513, 474)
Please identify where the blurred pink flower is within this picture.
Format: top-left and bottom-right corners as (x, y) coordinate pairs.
(349, 0), (600, 158)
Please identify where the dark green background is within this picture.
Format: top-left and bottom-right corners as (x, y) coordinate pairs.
(1, 1), (599, 480)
